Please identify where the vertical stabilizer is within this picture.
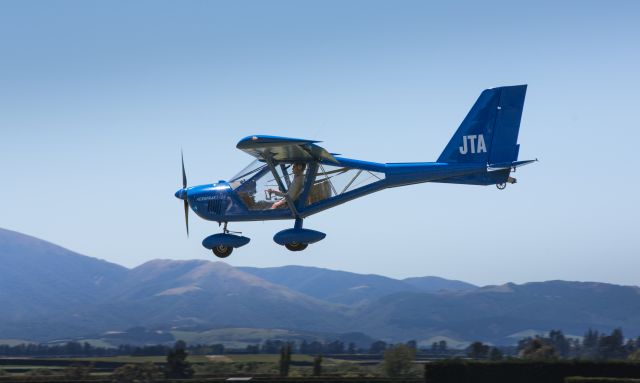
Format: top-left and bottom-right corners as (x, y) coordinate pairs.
(437, 85), (527, 165)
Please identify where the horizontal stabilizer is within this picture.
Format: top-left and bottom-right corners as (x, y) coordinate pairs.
(488, 159), (537, 172)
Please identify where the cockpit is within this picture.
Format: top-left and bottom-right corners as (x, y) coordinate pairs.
(228, 159), (384, 211)
(229, 160), (305, 210)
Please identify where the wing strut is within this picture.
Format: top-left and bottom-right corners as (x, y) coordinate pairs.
(264, 154), (300, 219)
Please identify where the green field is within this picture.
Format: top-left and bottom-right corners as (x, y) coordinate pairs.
(0, 354), (374, 381)
(0, 353), (366, 380)
(68, 355), (207, 363)
(171, 328), (327, 349)
(227, 354), (317, 363)
(0, 354), (338, 366)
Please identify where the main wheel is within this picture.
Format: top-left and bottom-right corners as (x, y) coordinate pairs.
(285, 242), (308, 252)
(212, 245), (233, 258)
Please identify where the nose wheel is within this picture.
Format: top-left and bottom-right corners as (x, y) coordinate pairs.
(202, 222), (250, 258)
(212, 245), (233, 258)
(285, 242), (308, 252)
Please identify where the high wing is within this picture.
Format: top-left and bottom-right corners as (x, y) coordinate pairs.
(236, 135), (338, 163)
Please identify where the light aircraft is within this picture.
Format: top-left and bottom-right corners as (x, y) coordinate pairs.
(175, 85), (536, 257)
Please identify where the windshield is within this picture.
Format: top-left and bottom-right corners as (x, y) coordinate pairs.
(229, 159), (268, 190)
(234, 161), (298, 210)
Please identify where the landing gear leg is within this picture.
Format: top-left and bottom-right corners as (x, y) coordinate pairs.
(204, 222), (250, 258)
(284, 219), (307, 252)
(274, 218), (326, 251)
(211, 222), (236, 257)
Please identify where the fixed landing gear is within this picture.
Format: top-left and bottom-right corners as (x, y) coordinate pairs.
(202, 222), (250, 258)
(274, 218), (325, 252)
(212, 245), (233, 258)
(497, 176), (517, 190)
(285, 242), (308, 252)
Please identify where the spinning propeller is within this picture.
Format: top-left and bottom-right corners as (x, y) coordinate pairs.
(178, 151), (189, 236)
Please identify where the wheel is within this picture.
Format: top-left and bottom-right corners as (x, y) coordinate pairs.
(212, 245), (233, 258)
(285, 242), (308, 252)
(496, 183), (507, 190)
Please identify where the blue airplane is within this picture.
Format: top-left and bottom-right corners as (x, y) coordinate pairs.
(175, 85), (536, 257)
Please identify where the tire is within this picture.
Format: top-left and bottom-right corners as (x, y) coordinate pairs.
(212, 245), (233, 258)
(285, 243), (308, 252)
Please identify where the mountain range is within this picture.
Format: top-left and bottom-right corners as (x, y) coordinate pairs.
(2, 227), (639, 347)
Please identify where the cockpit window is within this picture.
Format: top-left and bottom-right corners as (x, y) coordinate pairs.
(229, 160), (268, 190)
(305, 164), (384, 206)
(233, 161), (297, 210)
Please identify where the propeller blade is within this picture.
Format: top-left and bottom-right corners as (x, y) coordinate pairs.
(181, 150), (187, 189)
(184, 199), (189, 237)
(180, 149), (189, 237)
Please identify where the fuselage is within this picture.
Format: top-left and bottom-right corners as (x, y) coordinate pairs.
(175, 157), (506, 224)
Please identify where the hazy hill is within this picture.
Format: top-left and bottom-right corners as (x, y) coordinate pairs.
(351, 281), (640, 344)
(238, 265), (476, 304)
(0, 228), (347, 340)
(238, 265), (421, 304)
(99, 260), (347, 331)
(0, 228), (128, 339)
(169, 328), (377, 349)
(2, 227), (640, 346)
(402, 276), (476, 292)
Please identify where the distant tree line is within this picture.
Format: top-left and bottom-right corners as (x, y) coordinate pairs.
(0, 342), (118, 357)
(1, 340), (424, 379)
(243, 339), (358, 354)
(244, 338), (424, 355)
(0, 338), (420, 357)
(111, 341), (194, 381)
(4, 328), (640, 360)
(0, 341), (222, 357)
(517, 328), (640, 360)
(466, 328), (640, 361)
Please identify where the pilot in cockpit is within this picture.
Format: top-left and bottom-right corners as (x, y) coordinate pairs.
(268, 162), (306, 209)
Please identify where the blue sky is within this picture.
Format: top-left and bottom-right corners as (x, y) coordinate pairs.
(1, 0), (639, 286)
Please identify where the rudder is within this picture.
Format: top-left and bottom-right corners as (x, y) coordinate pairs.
(437, 85), (527, 165)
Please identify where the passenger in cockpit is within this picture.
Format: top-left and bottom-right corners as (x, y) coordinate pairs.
(268, 162), (306, 209)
